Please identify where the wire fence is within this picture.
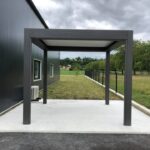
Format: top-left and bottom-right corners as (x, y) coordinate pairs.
(85, 70), (123, 93)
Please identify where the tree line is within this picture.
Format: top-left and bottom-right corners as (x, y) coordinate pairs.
(61, 40), (150, 74)
(85, 40), (150, 75)
(60, 57), (98, 70)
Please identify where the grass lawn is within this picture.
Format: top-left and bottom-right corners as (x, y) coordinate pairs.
(110, 74), (150, 109)
(45, 75), (119, 100)
(60, 69), (84, 75)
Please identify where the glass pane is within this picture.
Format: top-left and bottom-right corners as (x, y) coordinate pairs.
(50, 64), (54, 78)
(34, 60), (41, 80)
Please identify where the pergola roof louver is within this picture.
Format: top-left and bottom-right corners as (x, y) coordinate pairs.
(43, 39), (113, 47)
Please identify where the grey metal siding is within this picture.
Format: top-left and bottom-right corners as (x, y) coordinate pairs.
(0, 0), (60, 113)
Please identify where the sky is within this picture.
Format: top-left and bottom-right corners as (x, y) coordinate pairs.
(32, 0), (150, 59)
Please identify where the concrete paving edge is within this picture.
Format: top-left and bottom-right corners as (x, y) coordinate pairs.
(85, 75), (150, 117)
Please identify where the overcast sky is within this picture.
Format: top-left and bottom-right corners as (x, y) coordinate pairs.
(32, 0), (150, 59)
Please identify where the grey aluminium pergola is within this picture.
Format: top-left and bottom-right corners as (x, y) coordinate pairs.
(23, 28), (133, 126)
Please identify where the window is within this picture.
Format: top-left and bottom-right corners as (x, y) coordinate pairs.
(50, 64), (54, 78)
(33, 59), (42, 81)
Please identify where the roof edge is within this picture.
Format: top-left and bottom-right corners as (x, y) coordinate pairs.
(26, 0), (49, 29)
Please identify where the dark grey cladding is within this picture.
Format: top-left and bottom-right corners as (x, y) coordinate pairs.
(0, 0), (60, 113)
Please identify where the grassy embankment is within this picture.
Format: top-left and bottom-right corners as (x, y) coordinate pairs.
(60, 69), (84, 75)
(46, 73), (119, 100)
(43, 69), (150, 109)
(110, 74), (150, 109)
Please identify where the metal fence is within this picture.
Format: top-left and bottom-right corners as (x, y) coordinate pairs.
(85, 70), (121, 93)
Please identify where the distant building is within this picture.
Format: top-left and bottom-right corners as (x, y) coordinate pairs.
(62, 65), (72, 70)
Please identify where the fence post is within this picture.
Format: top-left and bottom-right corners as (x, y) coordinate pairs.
(102, 69), (104, 85)
(115, 70), (118, 92)
(99, 70), (101, 83)
(90, 71), (92, 78)
(96, 71), (98, 81)
(93, 70), (95, 80)
(98, 70), (100, 82)
(93, 70), (95, 79)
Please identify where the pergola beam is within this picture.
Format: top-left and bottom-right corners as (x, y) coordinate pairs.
(106, 41), (125, 51)
(47, 46), (107, 52)
(26, 29), (129, 40)
(32, 39), (47, 50)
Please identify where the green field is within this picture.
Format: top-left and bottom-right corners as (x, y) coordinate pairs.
(45, 75), (119, 100)
(60, 69), (84, 75)
(41, 69), (150, 109)
(110, 74), (150, 109)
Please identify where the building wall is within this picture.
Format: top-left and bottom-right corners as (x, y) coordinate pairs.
(0, 0), (60, 113)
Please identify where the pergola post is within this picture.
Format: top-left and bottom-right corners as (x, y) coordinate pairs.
(105, 50), (110, 105)
(43, 49), (47, 104)
(124, 32), (133, 126)
(23, 31), (32, 124)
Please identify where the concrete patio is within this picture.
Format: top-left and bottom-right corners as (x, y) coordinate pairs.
(0, 100), (150, 134)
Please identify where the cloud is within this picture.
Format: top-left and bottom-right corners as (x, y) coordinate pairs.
(32, 0), (150, 40)
(32, 0), (63, 12)
(134, 33), (150, 41)
(75, 20), (117, 30)
(60, 52), (105, 59)
(32, 0), (150, 58)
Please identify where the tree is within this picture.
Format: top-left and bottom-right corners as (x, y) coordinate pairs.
(85, 59), (105, 71)
(61, 57), (98, 70)
(61, 41), (150, 74)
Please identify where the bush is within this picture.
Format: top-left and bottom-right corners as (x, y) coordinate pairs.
(85, 60), (105, 71)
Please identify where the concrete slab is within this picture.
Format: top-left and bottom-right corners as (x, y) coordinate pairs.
(0, 100), (149, 134)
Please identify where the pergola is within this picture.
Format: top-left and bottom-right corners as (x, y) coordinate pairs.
(23, 29), (133, 126)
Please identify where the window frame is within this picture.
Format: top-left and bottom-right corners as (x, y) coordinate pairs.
(33, 59), (42, 81)
(50, 64), (54, 78)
